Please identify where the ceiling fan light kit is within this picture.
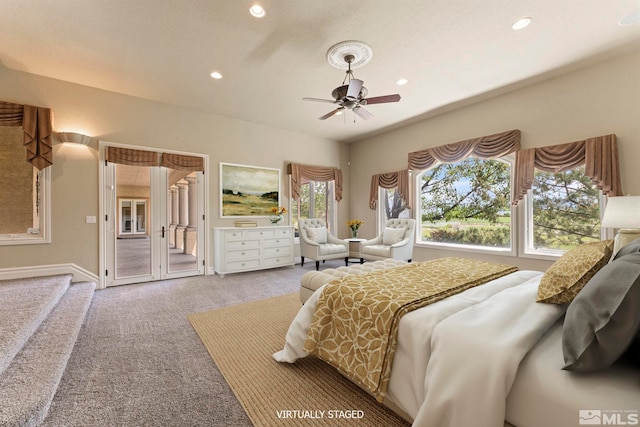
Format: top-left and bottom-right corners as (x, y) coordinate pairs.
(304, 40), (401, 121)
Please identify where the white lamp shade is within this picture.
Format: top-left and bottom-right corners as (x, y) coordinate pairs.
(601, 196), (640, 229)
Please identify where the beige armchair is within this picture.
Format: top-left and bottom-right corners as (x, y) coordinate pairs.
(298, 218), (349, 270)
(360, 218), (416, 262)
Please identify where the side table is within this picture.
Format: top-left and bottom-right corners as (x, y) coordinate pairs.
(347, 238), (365, 264)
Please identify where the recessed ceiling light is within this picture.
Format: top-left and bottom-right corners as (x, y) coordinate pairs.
(210, 71), (222, 79)
(619, 9), (640, 26)
(396, 78), (408, 86)
(250, 4), (266, 18)
(511, 17), (532, 30)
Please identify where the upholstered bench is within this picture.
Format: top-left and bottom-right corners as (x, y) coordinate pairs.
(299, 259), (407, 303)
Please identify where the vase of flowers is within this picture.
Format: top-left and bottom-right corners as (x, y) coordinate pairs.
(270, 206), (287, 224)
(347, 219), (364, 238)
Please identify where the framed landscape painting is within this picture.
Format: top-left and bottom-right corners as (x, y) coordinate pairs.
(220, 162), (280, 217)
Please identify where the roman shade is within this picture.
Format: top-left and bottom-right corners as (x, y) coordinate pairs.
(287, 163), (343, 202)
(106, 147), (204, 172)
(408, 129), (521, 171)
(0, 101), (53, 170)
(369, 169), (413, 210)
(512, 134), (622, 205)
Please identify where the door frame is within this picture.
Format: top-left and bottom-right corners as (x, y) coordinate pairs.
(98, 141), (210, 289)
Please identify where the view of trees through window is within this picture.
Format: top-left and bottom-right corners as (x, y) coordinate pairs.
(418, 157), (512, 248)
(530, 167), (601, 251)
(291, 181), (332, 235)
(380, 187), (410, 223)
(416, 157), (602, 252)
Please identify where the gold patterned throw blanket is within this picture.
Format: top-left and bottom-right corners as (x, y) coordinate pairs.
(303, 257), (518, 401)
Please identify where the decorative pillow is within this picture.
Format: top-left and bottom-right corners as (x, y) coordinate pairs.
(562, 252), (640, 372)
(306, 226), (328, 244)
(537, 240), (613, 304)
(382, 227), (406, 245)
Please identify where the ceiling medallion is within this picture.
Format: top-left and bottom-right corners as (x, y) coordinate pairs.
(326, 40), (373, 70)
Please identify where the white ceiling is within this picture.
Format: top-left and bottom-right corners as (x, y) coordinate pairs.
(1, 1), (639, 143)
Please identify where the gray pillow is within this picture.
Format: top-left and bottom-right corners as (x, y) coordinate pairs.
(562, 252), (640, 372)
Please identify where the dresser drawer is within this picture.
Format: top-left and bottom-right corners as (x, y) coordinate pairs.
(273, 228), (292, 238)
(226, 249), (260, 261)
(263, 237), (292, 248)
(225, 230), (246, 241)
(247, 229), (275, 239)
(263, 255), (293, 267)
(264, 246), (291, 258)
(226, 239), (260, 250)
(225, 259), (261, 272)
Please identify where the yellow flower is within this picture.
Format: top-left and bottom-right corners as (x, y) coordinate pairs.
(347, 219), (364, 230)
(271, 206), (287, 215)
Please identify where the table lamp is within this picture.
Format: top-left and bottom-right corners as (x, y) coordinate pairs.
(601, 195), (640, 256)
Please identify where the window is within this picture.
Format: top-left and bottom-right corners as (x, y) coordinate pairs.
(416, 156), (513, 251)
(378, 187), (411, 232)
(524, 166), (603, 255)
(0, 126), (50, 245)
(290, 180), (336, 236)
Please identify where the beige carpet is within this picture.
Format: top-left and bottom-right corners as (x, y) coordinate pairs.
(188, 293), (410, 427)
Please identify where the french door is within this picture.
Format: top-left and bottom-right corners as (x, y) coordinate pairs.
(102, 153), (205, 287)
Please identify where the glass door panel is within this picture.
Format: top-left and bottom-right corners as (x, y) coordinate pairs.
(165, 170), (201, 275)
(115, 165), (153, 280)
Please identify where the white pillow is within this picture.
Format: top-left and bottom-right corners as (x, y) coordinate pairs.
(383, 227), (406, 245)
(306, 226), (328, 244)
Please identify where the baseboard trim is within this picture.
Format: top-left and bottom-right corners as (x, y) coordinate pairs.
(0, 264), (99, 284)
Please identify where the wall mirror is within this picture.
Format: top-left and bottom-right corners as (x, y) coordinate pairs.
(0, 106), (51, 245)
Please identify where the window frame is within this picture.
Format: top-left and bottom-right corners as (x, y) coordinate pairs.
(0, 166), (51, 246)
(377, 186), (411, 235)
(289, 178), (337, 237)
(414, 154), (516, 257)
(519, 171), (612, 261)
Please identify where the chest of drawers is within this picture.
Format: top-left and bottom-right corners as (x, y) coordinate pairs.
(213, 226), (294, 276)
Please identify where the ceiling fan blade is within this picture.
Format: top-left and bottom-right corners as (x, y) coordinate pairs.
(362, 94), (401, 105)
(319, 107), (344, 120)
(303, 97), (337, 104)
(353, 106), (374, 120)
(346, 79), (363, 100)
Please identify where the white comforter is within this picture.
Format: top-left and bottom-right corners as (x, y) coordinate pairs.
(273, 270), (566, 427)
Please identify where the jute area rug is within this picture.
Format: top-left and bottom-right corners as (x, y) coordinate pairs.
(188, 293), (410, 426)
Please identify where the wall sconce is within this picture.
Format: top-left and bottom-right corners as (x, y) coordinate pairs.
(601, 195), (640, 255)
(56, 131), (92, 146)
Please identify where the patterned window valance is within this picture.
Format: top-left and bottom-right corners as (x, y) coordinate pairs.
(287, 163), (343, 202)
(512, 134), (622, 205)
(369, 169), (413, 210)
(408, 129), (521, 171)
(160, 153), (204, 172)
(106, 146), (204, 172)
(0, 101), (53, 170)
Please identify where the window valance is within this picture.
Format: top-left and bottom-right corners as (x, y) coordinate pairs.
(287, 163), (343, 202)
(160, 153), (205, 172)
(0, 101), (53, 170)
(106, 146), (204, 172)
(408, 129), (521, 171)
(512, 134), (622, 205)
(369, 169), (413, 210)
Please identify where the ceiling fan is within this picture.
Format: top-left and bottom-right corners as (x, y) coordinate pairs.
(303, 53), (401, 121)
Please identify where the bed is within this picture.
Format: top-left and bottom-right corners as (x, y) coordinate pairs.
(274, 240), (640, 427)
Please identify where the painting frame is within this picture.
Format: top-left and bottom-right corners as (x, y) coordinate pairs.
(220, 162), (281, 218)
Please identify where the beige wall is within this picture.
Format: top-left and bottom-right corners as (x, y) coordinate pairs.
(0, 66), (348, 275)
(1, 48), (638, 276)
(349, 49), (640, 271)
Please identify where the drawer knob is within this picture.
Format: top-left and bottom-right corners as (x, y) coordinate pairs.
(276, 249), (280, 252)
(242, 252), (245, 255)
(242, 242), (245, 245)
